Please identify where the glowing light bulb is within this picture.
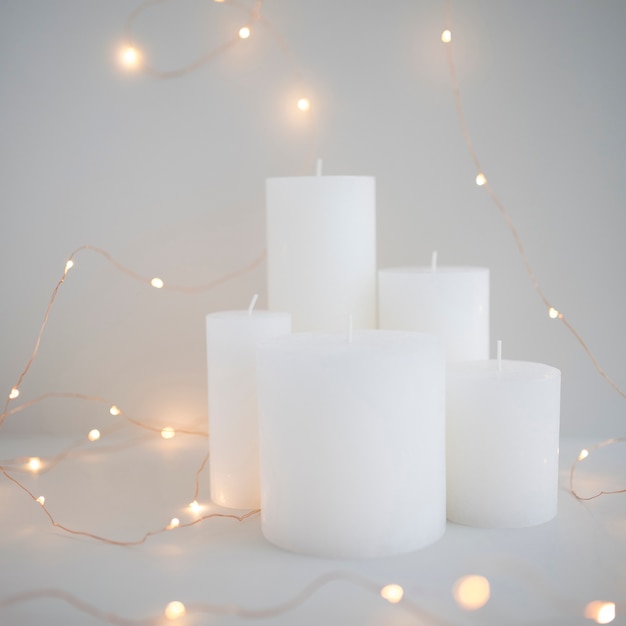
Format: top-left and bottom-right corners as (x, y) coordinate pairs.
(578, 449), (589, 461)
(120, 45), (140, 69)
(161, 427), (176, 440)
(36, 496), (45, 505)
(167, 517), (180, 530)
(585, 601), (616, 624)
(475, 172), (487, 186)
(110, 405), (121, 416)
(28, 457), (42, 472)
(64, 260), (74, 274)
(88, 429), (101, 442)
(214, 0), (225, 2)
(548, 306), (561, 319)
(453, 575), (490, 611)
(441, 29), (452, 43)
(164, 600), (186, 620)
(9, 387), (20, 400)
(189, 500), (202, 514)
(297, 97), (311, 112)
(239, 26), (251, 39)
(151, 277), (164, 289)
(380, 584), (404, 604)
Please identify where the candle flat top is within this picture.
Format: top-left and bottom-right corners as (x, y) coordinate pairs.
(267, 175), (375, 182)
(379, 266), (489, 275)
(258, 329), (442, 357)
(448, 359), (560, 381)
(206, 310), (291, 321)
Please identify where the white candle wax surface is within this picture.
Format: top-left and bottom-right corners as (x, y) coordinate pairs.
(446, 359), (561, 528)
(378, 266), (489, 361)
(206, 310), (291, 509)
(266, 176), (376, 331)
(256, 330), (446, 558)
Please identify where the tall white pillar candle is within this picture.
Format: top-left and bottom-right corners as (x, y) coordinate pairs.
(256, 330), (446, 558)
(266, 175), (376, 331)
(446, 359), (561, 528)
(378, 265), (489, 361)
(206, 309), (291, 509)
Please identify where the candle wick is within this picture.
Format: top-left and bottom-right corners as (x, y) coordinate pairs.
(315, 158), (323, 177)
(497, 339), (503, 371)
(248, 293), (259, 317)
(347, 314), (353, 344)
(431, 250), (438, 273)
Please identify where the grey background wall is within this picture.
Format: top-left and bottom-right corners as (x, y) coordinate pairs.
(1, 0), (624, 438)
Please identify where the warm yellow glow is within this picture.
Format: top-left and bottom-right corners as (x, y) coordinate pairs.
(297, 97), (311, 112)
(64, 260), (74, 274)
(110, 405), (121, 416)
(161, 427), (176, 440)
(167, 517), (180, 530)
(239, 26), (251, 39)
(453, 575), (490, 611)
(441, 29), (452, 43)
(380, 584), (404, 604)
(475, 173), (487, 186)
(189, 500), (202, 514)
(88, 429), (101, 442)
(214, 0), (225, 2)
(151, 277), (164, 289)
(585, 601), (616, 624)
(36, 496), (45, 505)
(578, 448), (589, 461)
(120, 45), (140, 69)
(28, 457), (42, 472)
(164, 600), (186, 620)
(548, 306), (560, 319)
(9, 387), (20, 400)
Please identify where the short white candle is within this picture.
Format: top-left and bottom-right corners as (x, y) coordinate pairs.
(256, 330), (446, 558)
(378, 263), (489, 361)
(206, 308), (291, 509)
(446, 358), (561, 528)
(266, 174), (376, 331)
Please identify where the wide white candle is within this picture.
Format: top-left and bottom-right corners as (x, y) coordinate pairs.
(206, 308), (291, 509)
(446, 358), (561, 528)
(378, 264), (489, 361)
(266, 174), (376, 331)
(256, 330), (446, 558)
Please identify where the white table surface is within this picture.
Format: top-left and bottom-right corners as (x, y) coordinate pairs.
(0, 434), (624, 625)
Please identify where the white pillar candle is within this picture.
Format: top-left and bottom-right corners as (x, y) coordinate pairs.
(266, 174), (376, 331)
(206, 308), (291, 509)
(446, 358), (561, 528)
(256, 330), (446, 558)
(378, 264), (489, 361)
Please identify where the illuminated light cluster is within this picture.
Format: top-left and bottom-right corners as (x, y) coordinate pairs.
(120, 45), (141, 69)
(88, 429), (101, 442)
(164, 600), (186, 620)
(238, 26), (251, 39)
(64, 259), (74, 274)
(9, 387), (20, 400)
(453, 575), (490, 611)
(441, 29), (452, 43)
(110, 405), (121, 416)
(475, 172), (487, 186)
(151, 277), (164, 289)
(161, 427), (176, 440)
(36, 496), (45, 506)
(188, 500), (202, 514)
(578, 448), (589, 461)
(548, 307), (563, 320)
(167, 517), (180, 530)
(585, 601), (616, 624)
(28, 457), (42, 472)
(380, 584), (404, 604)
(297, 97), (311, 112)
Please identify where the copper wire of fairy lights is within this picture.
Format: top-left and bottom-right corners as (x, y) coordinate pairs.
(441, 0), (625, 503)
